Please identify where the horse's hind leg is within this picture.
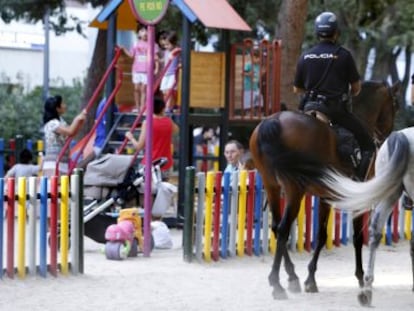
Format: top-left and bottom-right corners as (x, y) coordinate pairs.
(283, 247), (301, 293)
(267, 187), (301, 295)
(304, 201), (330, 293)
(358, 197), (398, 307)
(268, 187), (302, 299)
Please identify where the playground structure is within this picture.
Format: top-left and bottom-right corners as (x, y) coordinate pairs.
(0, 0), (285, 277)
(0, 172), (84, 278)
(182, 168), (414, 263)
(81, 0), (286, 241)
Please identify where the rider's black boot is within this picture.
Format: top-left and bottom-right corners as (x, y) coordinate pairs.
(402, 193), (414, 210)
(357, 151), (374, 181)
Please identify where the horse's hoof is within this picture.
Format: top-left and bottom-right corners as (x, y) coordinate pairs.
(357, 290), (372, 307)
(304, 281), (318, 293)
(288, 278), (301, 293)
(272, 287), (288, 300)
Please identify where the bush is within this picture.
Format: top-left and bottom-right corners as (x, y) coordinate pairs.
(0, 79), (83, 141)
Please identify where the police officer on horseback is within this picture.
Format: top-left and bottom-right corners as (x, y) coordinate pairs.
(293, 11), (375, 180)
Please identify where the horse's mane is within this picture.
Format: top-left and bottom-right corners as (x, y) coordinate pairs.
(358, 80), (385, 98)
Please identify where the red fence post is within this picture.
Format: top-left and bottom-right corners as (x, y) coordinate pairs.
(212, 172), (222, 261)
(6, 178), (15, 278)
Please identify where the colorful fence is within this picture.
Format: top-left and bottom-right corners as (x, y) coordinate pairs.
(182, 168), (414, 263)
(0, 170), (84, 278)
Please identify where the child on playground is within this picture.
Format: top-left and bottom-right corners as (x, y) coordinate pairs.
(122, 26), (160, 112)
(5, 148), (40, 179)
(125, 96), (179, 181)
(243, 49), (263, 112)
(160, 31), (181, 113)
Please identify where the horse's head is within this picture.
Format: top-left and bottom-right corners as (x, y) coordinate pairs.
(353, 80), (401, 143)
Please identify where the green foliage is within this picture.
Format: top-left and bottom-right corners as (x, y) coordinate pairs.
(0, 80), (83, 141)
(394, 105), (414, 130)
(0, 0), (108, 36)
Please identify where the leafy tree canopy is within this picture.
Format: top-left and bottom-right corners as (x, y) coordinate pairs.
(0, 0), (107, 36)
(0, 79), (83, 141)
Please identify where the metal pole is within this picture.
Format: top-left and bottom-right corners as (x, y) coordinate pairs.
(42, 6), (50, 101)
(143, 25), (155, 257)
(178, 16), (192, 222)
(220, 29), (231, 170)
(105, 13), (117, 134)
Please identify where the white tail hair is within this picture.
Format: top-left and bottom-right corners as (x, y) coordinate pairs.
(322, 131), (410, 216)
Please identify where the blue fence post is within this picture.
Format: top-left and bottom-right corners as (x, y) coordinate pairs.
(341, 211), (348, 245)
(26, 139), (33, 151)
(220, 172), (231, 259)
(253, 173), (263, 256)
(39, 177), (48, 277)
(312, 196), (320, 250)
(386, 214), (392, 245)
(0, 139), (4, 178)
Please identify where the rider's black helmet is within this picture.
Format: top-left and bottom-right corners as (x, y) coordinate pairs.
(315, 12), (338, 38)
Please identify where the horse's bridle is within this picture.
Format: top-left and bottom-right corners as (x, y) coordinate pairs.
(383, 80), (399, 112)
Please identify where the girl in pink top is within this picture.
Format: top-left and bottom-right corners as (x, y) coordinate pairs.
(123, 26), (159, 112)
(160, 31), (180, 112)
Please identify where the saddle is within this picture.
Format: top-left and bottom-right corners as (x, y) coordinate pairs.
(304, 105), (362, 171)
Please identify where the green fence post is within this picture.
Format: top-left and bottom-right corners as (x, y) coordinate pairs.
(183, 166), (195, 262)
(74, 168), (84, 273)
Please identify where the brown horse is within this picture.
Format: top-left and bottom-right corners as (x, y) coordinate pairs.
(249, 80), (401, 299)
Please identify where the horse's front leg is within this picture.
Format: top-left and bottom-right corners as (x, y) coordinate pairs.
(304, 201), (330, 293)
(411, 232), (414, 292)
(358, 199), (396, 307)
(269, 190), (302, 299)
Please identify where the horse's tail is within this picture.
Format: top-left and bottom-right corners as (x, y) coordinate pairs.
(255, 115), (332, 189)
(323, 131), (410, 215)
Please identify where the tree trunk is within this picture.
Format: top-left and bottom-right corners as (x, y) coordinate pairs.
(275, 0), (308, 110)
(79, 29), (107, 137)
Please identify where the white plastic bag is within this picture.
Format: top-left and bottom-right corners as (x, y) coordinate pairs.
(152, 182), (177, 217)
(151, 221), (173, 249)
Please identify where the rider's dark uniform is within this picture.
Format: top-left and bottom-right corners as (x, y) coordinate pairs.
(294, 40), (375, 177)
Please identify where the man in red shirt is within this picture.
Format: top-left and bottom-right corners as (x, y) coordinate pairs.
(125, 97), (179, 180)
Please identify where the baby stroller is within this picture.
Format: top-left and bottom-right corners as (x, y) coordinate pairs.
(82, 154), (177, 244)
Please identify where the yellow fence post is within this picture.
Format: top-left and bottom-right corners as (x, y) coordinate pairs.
(203, 171), (215, 262)
(297, 196), (305, 253)
(60, 175), (70, 275)
(237, 170), (247, 256)
(17, 177), (26, 278)
(405, 210), (412, 241)
(326, 207), (334, 250)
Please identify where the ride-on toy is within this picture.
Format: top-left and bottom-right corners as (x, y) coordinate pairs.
(104, 207), (154, 260)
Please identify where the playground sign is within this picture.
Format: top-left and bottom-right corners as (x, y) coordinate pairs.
(128, 0), (169, 25)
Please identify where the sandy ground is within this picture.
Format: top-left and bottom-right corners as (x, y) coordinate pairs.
(1, 229), (413, 311)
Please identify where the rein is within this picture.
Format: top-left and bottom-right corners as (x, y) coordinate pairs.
(373, 80), (399, 144)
